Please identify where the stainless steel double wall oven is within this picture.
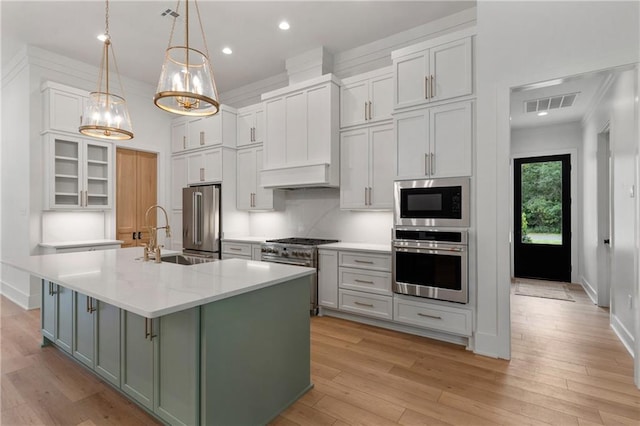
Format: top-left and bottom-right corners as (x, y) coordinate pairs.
(393, 177), (470, 304)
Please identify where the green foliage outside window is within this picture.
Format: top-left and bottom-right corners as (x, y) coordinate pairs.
(521, 161), (562, 234)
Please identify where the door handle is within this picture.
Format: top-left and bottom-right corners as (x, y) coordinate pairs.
(133, 232), (137, 240)
(368, 101), (372, 120)
(604, 239), (610, 245)
(137, 231), (142, 240)
(430, 153), (435, 175)
(193, 191), (203, 245)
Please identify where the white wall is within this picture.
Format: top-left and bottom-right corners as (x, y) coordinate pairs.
(511, 122), (582, 283)
(246, 189), (392, 244)
(475, 1), (639, 359)
(1, 46), (172, 309)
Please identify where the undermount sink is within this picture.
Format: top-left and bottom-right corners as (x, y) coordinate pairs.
(161, 254), (218, 266)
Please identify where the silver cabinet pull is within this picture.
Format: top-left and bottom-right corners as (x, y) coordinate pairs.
(229, 247), (242, 251)
(430, 153), (435, 175)
(368, 101), (372, 120)
(354, 301), (374, 308)
(354, 259), (374, 264)
(368, 187), (372, 206)
(425, 76), (429, 99)
(183, 136), (186, 150)
(200, 167), (204, 182)
(364, 102), (368, 121)
(354, 279), (374, 284)
(418, 313), (442, 320)
(84, 190), (89, 207)
(424, 153), (429, 175)
(431, 74), (435, 98)
(144, 318), (156, 340)
(200, 131), (205, 146)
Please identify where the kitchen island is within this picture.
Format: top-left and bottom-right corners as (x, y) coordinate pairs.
(2, 248), (315, 425)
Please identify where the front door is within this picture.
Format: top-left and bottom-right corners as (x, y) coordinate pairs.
(514, 154), (571, 282)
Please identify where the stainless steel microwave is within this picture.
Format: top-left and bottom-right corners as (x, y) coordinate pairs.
(394, 177), (470, 228)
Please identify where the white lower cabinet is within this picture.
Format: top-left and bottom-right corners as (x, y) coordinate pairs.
(221, 241), (263, 260)
(339, 289), (393, 320)
(393, 295), (472, 337)
(317, 248), (474, 340)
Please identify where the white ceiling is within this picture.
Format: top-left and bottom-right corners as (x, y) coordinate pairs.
(510, 71), (611, 129)
(1, 1), (475, 94)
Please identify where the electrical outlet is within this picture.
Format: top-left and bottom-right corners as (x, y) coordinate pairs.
(629, 294), (633, 309)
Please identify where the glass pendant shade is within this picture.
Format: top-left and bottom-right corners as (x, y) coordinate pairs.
(79, 1), (133, 140)
(154, 46), (220, 116)
(80, 90), (134, 140)
(154, 0), (220, 117)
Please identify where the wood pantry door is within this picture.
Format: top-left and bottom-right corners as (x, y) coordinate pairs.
(116, 149), (157, 248)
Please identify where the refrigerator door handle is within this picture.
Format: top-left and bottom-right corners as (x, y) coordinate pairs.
(193, 191), (203, 245)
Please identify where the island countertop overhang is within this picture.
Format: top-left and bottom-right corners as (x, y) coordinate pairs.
(1, 247), (316, 318)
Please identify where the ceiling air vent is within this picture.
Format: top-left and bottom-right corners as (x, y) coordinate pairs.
(524, 93), (578, 113)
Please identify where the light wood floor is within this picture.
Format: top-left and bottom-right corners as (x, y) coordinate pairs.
(2, 285), (639, 425)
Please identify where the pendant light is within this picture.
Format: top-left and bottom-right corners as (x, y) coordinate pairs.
(154, 0), (220, 116)
(79, 0), (134, 140)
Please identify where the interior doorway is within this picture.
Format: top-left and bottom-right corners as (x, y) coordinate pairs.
(596, 127), (611, 307)
(116, 148), (158, 248)
(514, 154), (572, 282)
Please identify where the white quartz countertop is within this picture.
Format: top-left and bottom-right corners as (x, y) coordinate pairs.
(317, 242), (392, 253)
(2, 247), (315, 318)
(39, 239), (124, 249)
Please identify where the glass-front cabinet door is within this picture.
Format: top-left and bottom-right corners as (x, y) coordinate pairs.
(47, 134), (113, 210)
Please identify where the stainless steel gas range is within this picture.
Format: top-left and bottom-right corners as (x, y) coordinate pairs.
(261, 237), (339, 314)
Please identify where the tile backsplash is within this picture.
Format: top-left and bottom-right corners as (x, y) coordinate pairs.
(248, 188), (393, 244)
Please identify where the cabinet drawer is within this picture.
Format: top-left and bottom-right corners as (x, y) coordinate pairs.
(339, 252), (391, 271)
(339, 290), (392, 320)
(222, 242), (252, 257)
(393, 296), (472, 336)
(221, 253), (252, 261)
(339, 268), (391, 296)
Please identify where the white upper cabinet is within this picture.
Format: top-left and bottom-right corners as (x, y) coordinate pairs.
(260, 74), (340, 188)
(395, 100), (473, 179)
(392, 34), (473, 110)
(171, 106), (237, 153)
(236, 146), (282, 211)
(186, 148), (222, 184)
(45, 134), (113, 210)
(340, 67), (393, 129)
(340, 123), (395, 209)
(171, 119), (188, 152)
(236, 103), (264, 147)
(171, 155), (187, 211)
(42, 82), (88, 134)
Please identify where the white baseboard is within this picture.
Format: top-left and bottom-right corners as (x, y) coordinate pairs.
(610, 313), (634, 357)
(0, 279), (35, 310)
(580, 275), (598, 304)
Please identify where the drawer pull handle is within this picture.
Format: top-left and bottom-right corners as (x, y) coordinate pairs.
(354, 279), (374, 284)
(354, 260), (374, 264)
(354, 301), (374, 308)
(418, 313), (442, 320)
(229, 247), (242, 251)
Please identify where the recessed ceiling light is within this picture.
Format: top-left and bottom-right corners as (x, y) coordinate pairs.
(222, 47), (232, 55)
(279, 21), (290, 30)
(537, 111), (548, 117)
(97, 34), (109, 42)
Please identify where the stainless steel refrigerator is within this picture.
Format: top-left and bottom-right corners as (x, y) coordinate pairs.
(183, 184), (221, 258)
